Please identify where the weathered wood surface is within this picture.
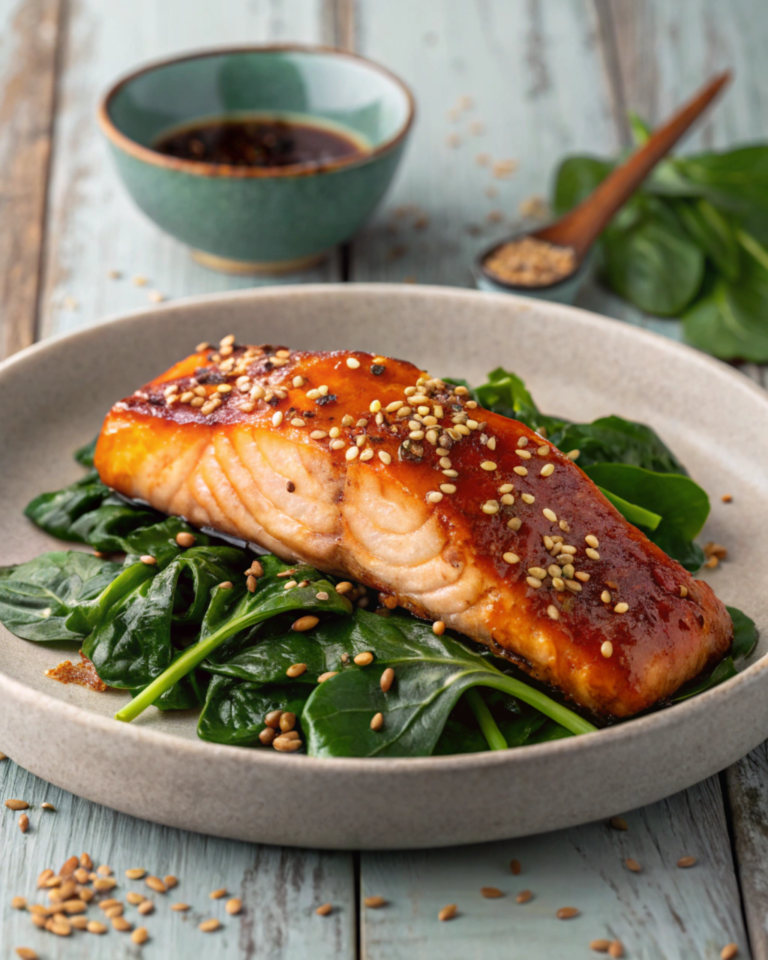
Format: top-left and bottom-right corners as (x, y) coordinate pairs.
(37, 0), (339, 346)
(0, 757), (356, 960)
(361, 777), (746, 960)
(0, 0), (61, 360)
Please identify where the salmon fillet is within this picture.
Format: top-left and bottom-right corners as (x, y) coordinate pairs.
(94, 340), (732, 719)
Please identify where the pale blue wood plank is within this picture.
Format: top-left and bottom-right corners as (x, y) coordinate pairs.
(1, 757), (355, 959)
(361, 777), (746, 960)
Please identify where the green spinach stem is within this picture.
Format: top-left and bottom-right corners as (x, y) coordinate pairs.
(465, 688), (508, 751)
(479, 675), (598, 737)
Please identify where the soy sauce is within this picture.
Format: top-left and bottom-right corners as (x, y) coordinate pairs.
(154, 116), (367, 168)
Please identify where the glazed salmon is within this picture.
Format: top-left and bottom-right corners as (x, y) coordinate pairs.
(94, 339), (733, 719)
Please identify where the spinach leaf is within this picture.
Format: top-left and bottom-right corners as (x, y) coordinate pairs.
(74, 437), (99, 468)
(82, 546), (243, 689)
(198, 677), (310, 747)
(675, 146), (768, 214)
(25, 472), (115, 543)
(584, 464), (709, 571)
(672, 198), (740, 281)
(597, 487), (662, 532)
(300, 612), (595, 758)
(553, 156), (613, 216)
(434, 689), (562, 755)
(729, 606), (758, 660)
(0, 552), (122, 642)
(115, 557), (353, 722)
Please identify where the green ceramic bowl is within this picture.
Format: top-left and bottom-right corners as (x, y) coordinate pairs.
(99, 45), (415, 274)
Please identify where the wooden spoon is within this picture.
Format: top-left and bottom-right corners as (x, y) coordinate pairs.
(483, 71), (731, 285)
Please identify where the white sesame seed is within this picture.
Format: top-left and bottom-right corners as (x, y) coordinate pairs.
(547, 605), (560, 620)
(330, 439), (346, 450)
(293, 375), (305, 388)
(272, 411), (283, 427)
(480, 461), (497, 471)
(501, 493), (515, 505)
(318, 385), (329, 396)
(306, 388), (320, 400)
(360, 449), (374, 461)
(409, 430), (425, 440)
(614, 602), (629, 614)
(346, 357), (361, 369)
(507, 518), (522, 531)
(386, 401), (404, 412)
(517, 437), (528, 447)
(514, 466), (528, 476)
(586, 548), (600, 561)
(564, 580), (582, 593)
(543, 508), (557, 522)
(342, 415), (354, 426)
(541, 464), (555, 477)
(291, 418), (305, 427)
(601, 641), (613, 658)
(482, 500), (500, 515)
(575, 571), (590, 582)
(552, 577), (565, 590)
(528, 567), (547, 579)
(601, 590), (612, 603)
(427, 491), (444, 504)
(310, 430), (328, 440)
(440, 484), (457, 494)
(355, 435), (366, 448)
(521, 493), (535, 504)
(346, 447), (359, 461)
(369, 399), (382, 413)
(378, 451), (392, 465)
(585, 534), (599, 548)
(329, 427), (341, 438)
(516, 449), (532, 460)
(526, 577), (542, 589)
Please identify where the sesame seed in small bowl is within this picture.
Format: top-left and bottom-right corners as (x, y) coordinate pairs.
(472, 232), (592, 304)
(99, 45), (414, 275)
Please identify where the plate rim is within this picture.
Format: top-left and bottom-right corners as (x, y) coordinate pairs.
(1, 281), (766, 775)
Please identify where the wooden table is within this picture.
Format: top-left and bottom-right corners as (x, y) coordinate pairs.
(1, 1), (767, 957)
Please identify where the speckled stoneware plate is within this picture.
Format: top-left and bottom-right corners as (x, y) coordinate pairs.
(1, 285), (766, 850)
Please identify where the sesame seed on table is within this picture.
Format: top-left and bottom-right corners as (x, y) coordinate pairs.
(0, 1), (766, 959)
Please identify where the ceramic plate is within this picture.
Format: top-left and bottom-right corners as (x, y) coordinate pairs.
(1, 285), (766, 850)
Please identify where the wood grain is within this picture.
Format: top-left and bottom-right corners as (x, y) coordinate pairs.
(37, 0), (340, 346)
(0, 0), (61, 360)
(0, 757), (355, 959)
(361, 777), (747, 960)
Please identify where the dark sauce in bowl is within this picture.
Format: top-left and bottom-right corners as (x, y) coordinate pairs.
(154, 115), (368, 168)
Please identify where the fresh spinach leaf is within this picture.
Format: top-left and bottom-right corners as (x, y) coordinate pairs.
(198, 677), (310, 747)
(74, 436), (99, 468)
(729, 606), (758, 660)
(672, 606), (757, 701)
(672, 198), (740, 281)
(553, 156), (613, 216)
(597, 487), (662, 531)
(0, 552), (122, 642)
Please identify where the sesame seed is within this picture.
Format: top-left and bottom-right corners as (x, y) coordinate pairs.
(601, 590), (612, 603)
(199, 919), (221, 933)
(310, 430), (328, 440)
(216, 383), (232, 394)
(336, 582), (353, 595)
(720, 946), (738, 960)
(286, 663), (307, 678)
(318, 385), (329, 395)
(528, 567), (547, 579)
(547, 605), (559, 620)
(499, 483), (514, 493)
(680, 585), (688, 598)
(440, 484), (457, 494)
(517, 437), (528, 447)
(438, 904), (458, 922)
(514, 466), (528, 476)
(369, 399), (382, 413)
(370, 712), (384, 731)
(346, 357), (361, 369)
(427, 491), (444, 503)
(614, 602), (629, 614)
(306, 388), (320, 400)
(625, 858), (641, 872)
(346, 446), (359, 461)
(575, 571), (590, 582)
(487, 437), (497, 451)
(503, 552), (520, 564)
(140, 555), (157, 566)
(360, 449), (374, 462)
(330, 439), (346, 450)
(433, 620), (446, 635)
(516, 890), (532, 903)
(585, 534), (599, 548)
(677, 856), (697, 868)
(556, 907), (580, 920)
(586, 548), (600, 561)
(482, 500), (500, 515)
(521, 493), (535, 504)
(543, 508), (557, 522)
(507, 518), (522, 531)
(272, 411), (283, 427)
(537, 445), (550, 456)
(526, 577), (542, 589)
(190, 396), (204, 407)
(386, 400), (404, 412)
(541, 464), (555, 477)
(443, 469), (459, 477)
(565, 580), (582, 593)
(516, 449), (532, 460)
(560, 544), (577, 554)
(601, 641), (613, 658)
(354, 652), (374, 666)
(378, 451), (392, 465)
(480, 461), (497, 471)
(501, 493), (514, 505)
(292, 375), (305, 388)
(409, 430), (425, 440)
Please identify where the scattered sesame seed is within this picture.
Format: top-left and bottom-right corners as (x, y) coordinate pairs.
(480, 461), (497, 471)
(586, 548), (600, 561)
(528, 566), (547, 579)
(272, 411), (283, 427)
(378, 451), (392, 465)
(585, 534), (599, 548)
(721, 494), (733, 503)
(354, 652), (374, 666)
(507, 518), (522, 531)
(720, 946), (738, 960)
(677, 856), (697, 868)
(680, 585), (688, 598)
(286, 663), (308, 678)
(346, 357), (361, 369)
(541, 464), (555, 477)
(380, 668), (395, 692)
(370, 712), (384, 731)
(514, 466), (528, 476)
(438, 904), (458, 922)
(133, 275), (148, 286)
(610, 815), (628, 831)
(427, 491), (444, 503)
(482, 500), (500, 515)
(318, 671), (338, 683)
(547, 605), (560, 621)
(499, 483), (514, 494)
(503, 552), (520, 564)
(369, 399), (382, 413)
(140, 555), (157, 566)
(614, 602), (629, 614)
(292, 615), (319, 632)
(516, 890), (532, 903)
(543, 508), (557, 522)
(601, 641), (613, 658)
(330, 439), (346, 451)
(199, 919), (221, 933)
(521, 493), (535, 504)
(433, 620), (446, 636)
(346, 446), (359, 462)
(625, 858), (641, 872)
(480, 887), (504, 899)
(516, 449), (532, 460)
(315, 903), (333, 916)
(526, 577), (542, 589)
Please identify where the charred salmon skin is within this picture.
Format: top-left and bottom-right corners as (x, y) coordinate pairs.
(94, 339), (733, 719)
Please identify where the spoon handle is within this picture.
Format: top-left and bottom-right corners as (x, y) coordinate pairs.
(538, 71), (731, 259)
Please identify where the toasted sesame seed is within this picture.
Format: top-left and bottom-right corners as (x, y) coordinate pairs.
(552, 577), (565, 590)
(528, 566), (547, 579)
(482, 500), (500, 515)
(481, 887), (504, 898)
(433, 620), (446, 636)
(516, 449), (532, 460)
(427, 491), (444, 503)
(590, 940), (612, 953)
(378, 450), (392, 465)
(556, 907), (580, 920)
(480, 461), (497, 471)
(443, 469), (459, 477)
(565, 580), (582, 593)
(537, 445), (550, 456)
(575, 571), (590, 582)
(514, 466), (528, 476)
(370, 712), (384, 731)
(112, 916), (132, 932)
(507, 517), (522, 531)
(87, 920), (108, 933)
(542, 508), (557, 522)
(521, 493), (535, 504)
(547, 605), (560, 620)
(145, 876), (167, 894)
(336, 582), (353, 595)
(139, 555), (157, 566)
(517, 437), (529, 447)
(125, 868), (146, 880)
(4, 799), (28, 810)
(354, 652), (374, 666)
(345, 357), (361, 369)
(601, 641), (613, 658)
(586, 548), (600, 561)
(292, 615), (319, 633)
(567, 449), (580, 460)
(585, 534), (599, 548)
(273, 735), (303, 752)
(526, 577), (542, 589)
(318, 671), (338, 683)
(721, 494), (733, 503)
(286, 663), (307, 678)
(364, 896), (387, 908)
(137, 900), (154, 916)
(720, 946), (738, 960)
(225, 898), (242, 915)
(608, 942), (625, 958)
(345, 446), (359, 462)
(503, 552), (520, 564)
(601, 590), (612, 603)
(610, 816), (628, 830)
(500, 493), (514, 505)
(541, 464), (555, 477)
(516, 890), (532, 903)
(259, 727), (276, 745)
(380, 667), (395, 692)
(315, 903), (333, 916)
(330, 439), (346, 451)
(625, 858), (641, 872)
(199, 919), (221, 933)
(614, 602), (629, 614)
(369, 399), (382, 413)
(131, 927), (149, 945)
(677, 855), (697, 868)
(438, 904), (457, 922)
(440, 483), (457, 494)
(209, 887), (228, 900)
